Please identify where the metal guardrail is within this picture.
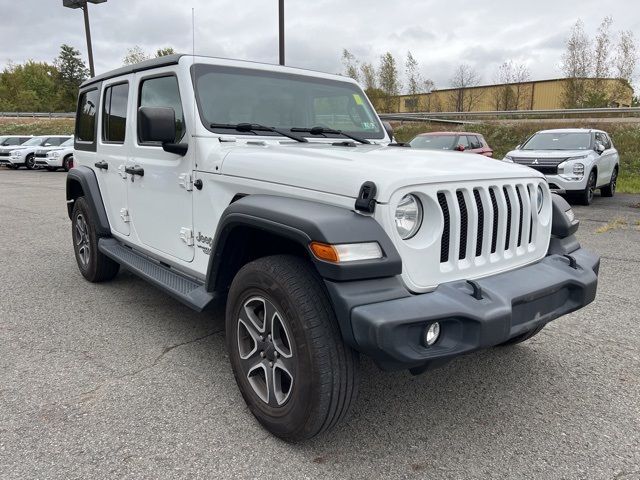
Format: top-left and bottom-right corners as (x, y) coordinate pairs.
(380, 107), (640, 122)
(0, 112), (75, 118)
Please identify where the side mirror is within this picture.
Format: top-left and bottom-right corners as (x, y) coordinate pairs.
(515, 144), (521, 150)
(382, 121), (394, 141)
(138, 106), (176, 143)
(138, 106), (188, 155)
(595, 142), (605, 154)
(455, 144), (465, 152)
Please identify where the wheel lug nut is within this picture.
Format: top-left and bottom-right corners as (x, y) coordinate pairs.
(269, 362), (273, 367)
(260, 351), (265, 358)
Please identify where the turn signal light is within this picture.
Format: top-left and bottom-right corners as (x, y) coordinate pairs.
(309, 242), (383, 263)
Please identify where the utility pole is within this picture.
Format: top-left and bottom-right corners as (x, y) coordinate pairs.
(278, 0), (285, 65)
(62, 0), (107, 77)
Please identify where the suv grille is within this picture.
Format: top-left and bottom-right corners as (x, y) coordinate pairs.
(436, 183), (539, 267)
(512, 157), (567, 175)
(35, 150), (48, 158)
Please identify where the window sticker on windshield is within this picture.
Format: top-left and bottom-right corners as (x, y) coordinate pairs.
(353, 94), (364, 105)
(362, 122), (376, 130)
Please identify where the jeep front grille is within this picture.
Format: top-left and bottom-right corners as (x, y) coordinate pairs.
(436, 182), (539, 267)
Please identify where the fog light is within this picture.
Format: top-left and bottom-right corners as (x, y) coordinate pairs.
(423, 322), (441, 346)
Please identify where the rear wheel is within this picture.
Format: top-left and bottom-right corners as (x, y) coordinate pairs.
(600, 167), (617, 197)
(226, 255), (359, 442)
(71, 197), (119, 282)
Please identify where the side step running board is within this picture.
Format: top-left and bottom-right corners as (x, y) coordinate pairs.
(98, 238), (217, 312)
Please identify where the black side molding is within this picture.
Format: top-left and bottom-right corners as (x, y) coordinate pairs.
(66, 166), (111, 236)
(205, 195), (402, 291)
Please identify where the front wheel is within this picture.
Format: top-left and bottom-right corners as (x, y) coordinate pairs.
(25, 155), (36, 170)
(575, 170), (597, 206)
(226, 255), (359, 442)
(63, 156), (73, 172)
(600, 167), (617, 197)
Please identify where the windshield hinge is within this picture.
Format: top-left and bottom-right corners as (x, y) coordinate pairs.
(178, 173), (193, 191)
(355, 181), (377, 214)
(179, 227), (194, 246)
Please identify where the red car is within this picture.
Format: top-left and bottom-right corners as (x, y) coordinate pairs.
(408, 132), (494, 157)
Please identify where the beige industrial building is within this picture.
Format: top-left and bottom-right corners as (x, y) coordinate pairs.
(393, 78), (634, 113)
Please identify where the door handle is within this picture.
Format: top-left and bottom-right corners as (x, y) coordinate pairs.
(94, 160), (109, 170)
(124, 165), (144, 177)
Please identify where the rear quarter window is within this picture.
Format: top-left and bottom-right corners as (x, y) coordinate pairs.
(76, 88), (100, 151)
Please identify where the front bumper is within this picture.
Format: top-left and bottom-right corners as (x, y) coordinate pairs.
(545, 174), (588, 193)
(326, 247), (599, 371)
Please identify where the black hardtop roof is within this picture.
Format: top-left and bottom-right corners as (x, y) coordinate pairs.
(80, 54), (185, 89)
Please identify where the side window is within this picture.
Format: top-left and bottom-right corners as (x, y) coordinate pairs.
(5, 138), (20, 146)
(595, 132), (610, 150)
(468, 135), (482, 149)
(76, 88), (100, 145)
(103, 83), (129, 143)
(603, 133), (612, 149)
(457, 135), (470, 148)
(138, 76), (185, 143)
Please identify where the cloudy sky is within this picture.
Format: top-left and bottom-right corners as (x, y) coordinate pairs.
(2, 0), (639, 90)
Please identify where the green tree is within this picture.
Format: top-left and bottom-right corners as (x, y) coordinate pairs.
(55, 44), (89, 111)
(341, 49), (360, 82)
(0, 61), (60, 111)
(378, 52), (401, 112)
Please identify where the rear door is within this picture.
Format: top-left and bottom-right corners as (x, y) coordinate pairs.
(127, 71), (194, 262)
(96, 77), (133, 236)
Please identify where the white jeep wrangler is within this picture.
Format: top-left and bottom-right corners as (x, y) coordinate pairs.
(67, 54), (599, 441)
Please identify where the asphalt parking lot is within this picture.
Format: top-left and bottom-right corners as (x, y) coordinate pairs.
(1, 169), (639, 480)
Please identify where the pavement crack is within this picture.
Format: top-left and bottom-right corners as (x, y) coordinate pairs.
(78, 328), (223, 402)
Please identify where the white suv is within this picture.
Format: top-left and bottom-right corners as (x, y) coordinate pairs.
(6, 135), (72, 169)
(67, 54), (600, 441)
(35, 137), (75, 171)
(504, 129), (619, 205)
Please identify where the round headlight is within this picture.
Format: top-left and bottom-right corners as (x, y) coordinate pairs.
(395, 194), (423, 240)
(537, 185), (544, 213)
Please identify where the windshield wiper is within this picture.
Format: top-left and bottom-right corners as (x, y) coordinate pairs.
(209, 123), (307, 143)
(290, 126), (371, 145)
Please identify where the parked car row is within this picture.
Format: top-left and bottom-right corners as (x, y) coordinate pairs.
(407, 128), (619, 205)
(0, 135), (74, 171)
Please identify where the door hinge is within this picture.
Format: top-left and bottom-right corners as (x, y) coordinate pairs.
(120, 208), (131, 223)
(178, 173), (193, 191)
(179, 227), (194, 246)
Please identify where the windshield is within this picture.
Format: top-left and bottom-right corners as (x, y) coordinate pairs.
(60, 138), (74, 147)
(23, 137), (44, 146)
(522, 132), (591, 151)
(192, 64), (384, 139)
(409, 135), (457, 150)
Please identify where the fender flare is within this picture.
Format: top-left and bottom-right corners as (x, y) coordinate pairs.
(66, 166), (111, 237)
(205, 195), (402, 292)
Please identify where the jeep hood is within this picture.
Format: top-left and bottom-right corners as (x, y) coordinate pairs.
(220, 142), (542, 202)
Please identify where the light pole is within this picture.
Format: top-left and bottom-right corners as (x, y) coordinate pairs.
(62, 0), (107, 77)
(278, 0), (284, 65)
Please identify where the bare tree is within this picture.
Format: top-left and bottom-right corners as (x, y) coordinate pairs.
(560, 20), (591, 107)
(493, 61), (532, 110)
(378, 52), (401, 112)
(123, 46), (150, 66)
(341, 49), (360, 82)
(612, 30), (637, 106)
(447, 64), (482, 112)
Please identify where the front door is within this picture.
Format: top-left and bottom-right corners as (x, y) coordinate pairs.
(127, 72), (194, 262)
